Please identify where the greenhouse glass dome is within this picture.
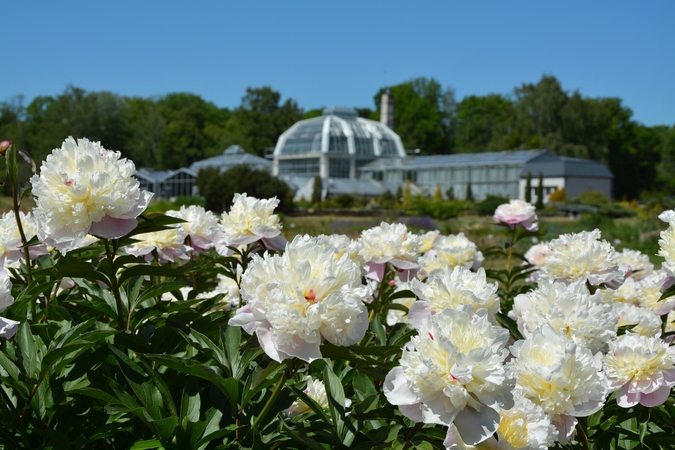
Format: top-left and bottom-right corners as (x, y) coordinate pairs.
(273, 106), (406, 179)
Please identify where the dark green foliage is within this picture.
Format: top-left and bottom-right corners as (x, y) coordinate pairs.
(226, 87), (303, 157)
(475, 195), (510, 215)
(373, 77), (454, 154)
(311, 175), (323, 205)
(196, 165), (293, 213)
(535, 172), (544, 210)
(524, 171), (532, 203)
(465, 182), (474, 202)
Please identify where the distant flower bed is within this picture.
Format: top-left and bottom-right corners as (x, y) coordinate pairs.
(0, 137), (674, 449)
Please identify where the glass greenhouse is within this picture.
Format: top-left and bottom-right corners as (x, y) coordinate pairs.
(273, 106), (406, 179)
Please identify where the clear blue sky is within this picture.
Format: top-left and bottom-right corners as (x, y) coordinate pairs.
(3, 1), (673, 126)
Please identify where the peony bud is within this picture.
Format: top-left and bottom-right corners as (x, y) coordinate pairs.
(0, 140), (12, 156)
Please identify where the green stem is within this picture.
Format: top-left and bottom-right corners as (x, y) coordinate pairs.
(576, 417), (590, 450)
(504, 227), (516, 302)
(248, 361), (292, 435)
(103, 239), (127, 331)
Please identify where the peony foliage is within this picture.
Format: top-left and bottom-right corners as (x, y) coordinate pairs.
(0, 139), (675, 449)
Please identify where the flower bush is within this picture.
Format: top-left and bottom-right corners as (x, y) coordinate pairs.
(1, 140), (675, 449)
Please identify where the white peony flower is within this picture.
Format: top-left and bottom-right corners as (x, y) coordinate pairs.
(125, 227), (191, 263)
(635, 271), (675, 315)
(166, 205), (220, 253)
(616, 248), (654, 280)
(419, 230), (441, 254)
(605, 334), (675, 407)
(386, 281), (417, 326)
(384, 307), (514, 446)
(493, 199), (538, 232)
(0, 277), (13, 313)
(284, 375), (351, 417)
(420, 233), (483, 277)
(30, 137), (152, 253)
(359, 222), (422, 281)
(408, 266), (500, 328)
(0, 277), (18, 339)
(228, 235), (370, 363)
(215, 193), (284, 253)
(0, 211), (48, 272)
(612, 303), (663, 337)
(510, 280), (617, 354)
(317, 234), (365, 268)
(508, 326), (609, 442)
(491, 395), (559, 450)
(524, 242), (552, 268)
(538, 229), (624, 288)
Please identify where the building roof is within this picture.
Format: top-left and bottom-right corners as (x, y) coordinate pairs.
(135, 167), (196, 182)
(274, 106), (406, 158)
(522, 154), (614, 179)
(189, 145), (272, 173)
(360, 150), (548, 171)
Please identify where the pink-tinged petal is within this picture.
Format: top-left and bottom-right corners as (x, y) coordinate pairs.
(228, 305), (255, 328)
(384, 367), (419, 406)
(0, 317), (20, 338)
(443, 426), (458, 449)
(390, 258), (420, 271)
(553, 414), (578, 444)
(276, 335), (322, 363)
(408, 301), (433, 329)
(365, 262), (386, 282)
(262, 235), (288, 251)
(90, 216), (138, 239)
(251, 225), (282, 238)
(639, 385), (671, 407)
(399, 403), (424, 422)
(396, 268), (419, 282)
(453, 405), (499, 446)
(617, 383), (640, 408)
(523, 220), (539, 232)
(255, 326), (283, 362)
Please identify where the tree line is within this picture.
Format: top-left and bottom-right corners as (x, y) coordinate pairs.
(1, 75), (673, 199)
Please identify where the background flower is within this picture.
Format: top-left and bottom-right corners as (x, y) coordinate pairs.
(493, 199), (538, 231)
(166, 205), (220, 253)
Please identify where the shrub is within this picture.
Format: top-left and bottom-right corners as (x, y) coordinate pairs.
(475, 195), (510, 216)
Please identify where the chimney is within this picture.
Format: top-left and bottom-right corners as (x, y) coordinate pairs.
(380, 89), (394, 129)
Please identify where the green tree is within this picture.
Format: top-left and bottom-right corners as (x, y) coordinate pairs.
(373, 77), (454, 154)
(196, 165), (293, 213)
(155, 93), (229, 170)
(535, 172), (544, 210)
(525, 172), (532, 203)
(311, 175), (323, 204)
(226, 87), (303, 156)
(466, 182), (474, 202)
(453, 94), (516, 153)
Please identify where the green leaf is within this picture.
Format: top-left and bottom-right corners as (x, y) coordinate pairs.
(144, 354), (237, 410)
(495, 312), (523, 341)
(387, 289), (416, 301)
(17, 323), (40, 378)
(133, 281), (187, 311)
(180, 377), (201, 423)
(370, 316), (386, 346)
(118, 265), (184, 286)
(130, 440), (164, 450)
(323, 365), (347, 440)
